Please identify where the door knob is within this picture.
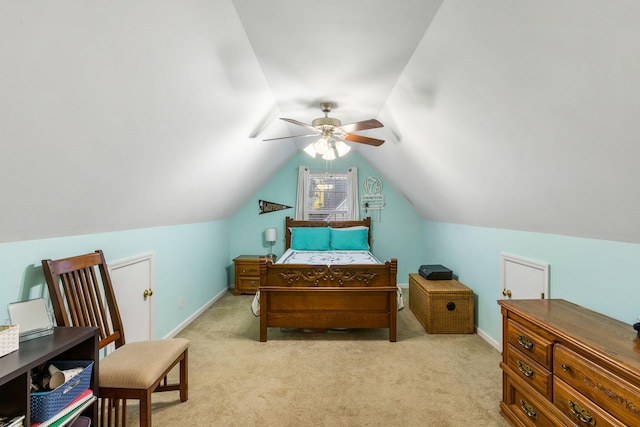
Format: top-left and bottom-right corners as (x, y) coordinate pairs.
(143, 289), (153, 298)
(502, 289), (512, 297)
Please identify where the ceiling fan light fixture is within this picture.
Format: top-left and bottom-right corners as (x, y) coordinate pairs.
(303, 143), (317, 158)
(322, 149), (336, 161)
(314, 137), (329, 154)
(335, 140), (351, 157)
(305, 138), (350, 159)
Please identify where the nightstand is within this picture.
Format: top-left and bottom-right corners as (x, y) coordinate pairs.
(233, 255), (262, 295)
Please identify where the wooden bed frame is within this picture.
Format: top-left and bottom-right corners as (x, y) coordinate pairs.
(258, 217), (398, 342)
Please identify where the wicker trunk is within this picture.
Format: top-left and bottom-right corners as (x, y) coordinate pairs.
(409, 273), (474, 334)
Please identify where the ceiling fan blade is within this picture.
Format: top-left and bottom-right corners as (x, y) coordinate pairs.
(342, 133), (385, 146)
(338, 119), (383, 133)
(280, 118), (319, 132)
(263, 133), (318, 141)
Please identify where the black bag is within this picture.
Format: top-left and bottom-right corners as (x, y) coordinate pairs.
(419, 264), (452, 280)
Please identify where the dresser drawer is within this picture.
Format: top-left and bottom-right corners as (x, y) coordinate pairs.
(503, 375), (566, 427)
(238, 277), (260, 290)
(554, 344), (640, 426)
(505, 343), (552, 399)
(236, 263), (260, 276)
(505, 319), (553, 370)
(554, 377), (625, 427)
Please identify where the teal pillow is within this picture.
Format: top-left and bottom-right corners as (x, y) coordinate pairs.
(290, 227), (331, 250)
(330, 227), (370, 250)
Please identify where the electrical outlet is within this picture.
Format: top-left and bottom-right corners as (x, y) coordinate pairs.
(179, 297), (184, 308)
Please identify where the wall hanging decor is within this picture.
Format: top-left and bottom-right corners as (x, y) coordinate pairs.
(259, 200), (292, 215)
(360, 176), (384, 221)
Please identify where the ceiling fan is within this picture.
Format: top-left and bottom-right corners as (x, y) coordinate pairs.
(264, 102), (384, 160)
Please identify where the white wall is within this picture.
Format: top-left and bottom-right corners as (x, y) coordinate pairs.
(372, 0), (640, 243)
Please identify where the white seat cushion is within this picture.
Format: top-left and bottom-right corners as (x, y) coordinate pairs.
(100, 338), (189, 389)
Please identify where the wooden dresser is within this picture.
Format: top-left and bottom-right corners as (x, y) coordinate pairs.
(233, 255), (262, 295)
(499, 299), (640, 426)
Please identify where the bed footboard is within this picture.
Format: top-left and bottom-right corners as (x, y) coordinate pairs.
(258, 258), (398, 342)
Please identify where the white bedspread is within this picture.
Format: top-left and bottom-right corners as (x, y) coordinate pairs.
(251, 249), (403, 316)
(276, 248), (381, 265)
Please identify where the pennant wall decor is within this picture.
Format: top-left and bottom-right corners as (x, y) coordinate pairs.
(259, 200), (293, 215)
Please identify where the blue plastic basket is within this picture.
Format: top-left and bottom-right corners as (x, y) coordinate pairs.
(30, 360), (93, 422)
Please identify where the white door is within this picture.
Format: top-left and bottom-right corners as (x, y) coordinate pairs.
(499, 254), (549, 300)
(109, 253), (155, 343)
(498, 254), (549, 352)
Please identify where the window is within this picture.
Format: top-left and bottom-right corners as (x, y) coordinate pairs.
(296, 167), (359, 220)
(307, 172), (348, 221)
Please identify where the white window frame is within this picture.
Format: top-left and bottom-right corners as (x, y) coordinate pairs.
(295, 166), (359, 221)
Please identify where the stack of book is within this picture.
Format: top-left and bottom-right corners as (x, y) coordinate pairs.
(31, 389), (95, 427)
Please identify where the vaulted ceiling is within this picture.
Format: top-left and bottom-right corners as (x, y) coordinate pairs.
(2, 1), (640, 244)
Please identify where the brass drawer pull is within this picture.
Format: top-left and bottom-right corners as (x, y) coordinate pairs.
(517, 360), (535, 378)
(568, 400), (595, 425)
(517, 335), (534, 350)
(561, 363), (570, 371)
(519, 399), (538, 419)
(249, 281), (257, 287)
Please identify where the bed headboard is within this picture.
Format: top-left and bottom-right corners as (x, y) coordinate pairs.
(284, 216), (372, 250)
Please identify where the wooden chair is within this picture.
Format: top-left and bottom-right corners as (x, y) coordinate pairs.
(42, 250), (189, 427)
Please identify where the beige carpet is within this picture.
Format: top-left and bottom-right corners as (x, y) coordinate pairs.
(124, 290), (509, 426)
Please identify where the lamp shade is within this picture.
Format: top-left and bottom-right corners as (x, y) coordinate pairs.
(314, 138), (329, 154)
(303, 143), (317, 158)
(322, 148), (336, 160)
(265, 227), (277, 242)
(335, 140), (351, 156)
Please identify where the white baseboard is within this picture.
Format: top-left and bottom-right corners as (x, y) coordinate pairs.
(163, 287), (228, 339)
(477, 326), (501, 352)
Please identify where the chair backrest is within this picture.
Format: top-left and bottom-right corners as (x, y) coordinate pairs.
(42, 250), (126, 350)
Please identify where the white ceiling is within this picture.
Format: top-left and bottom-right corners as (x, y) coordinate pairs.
(2, 0), (640, 244)
(233, 0), (442, 126)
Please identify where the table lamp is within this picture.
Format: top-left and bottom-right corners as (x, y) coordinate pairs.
(265, 227), (277, 260)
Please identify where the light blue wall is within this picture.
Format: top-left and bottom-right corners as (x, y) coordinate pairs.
(0, 220), (230, 337)
(229, 151), (424, 285)
(5, 173), (638, 346)
(425, 221), (640, 342)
